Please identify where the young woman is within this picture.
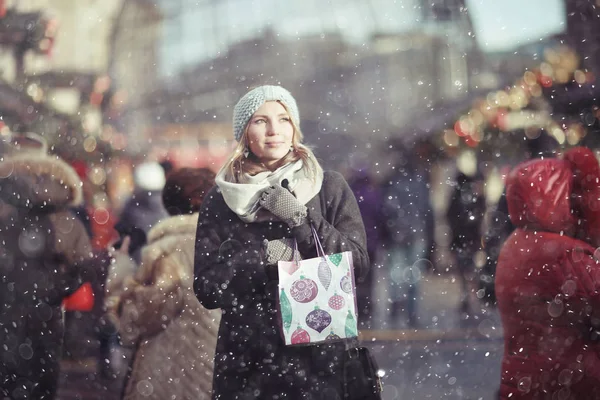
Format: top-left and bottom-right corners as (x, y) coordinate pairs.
(193, 85), (370, 399)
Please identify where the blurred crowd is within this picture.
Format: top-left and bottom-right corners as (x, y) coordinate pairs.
(1, 117), (598, 399)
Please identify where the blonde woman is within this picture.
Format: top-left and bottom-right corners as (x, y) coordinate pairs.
(193, 85), (370, 399)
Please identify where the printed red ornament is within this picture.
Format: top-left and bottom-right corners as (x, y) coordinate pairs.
(328, 293), (345, 310)
(291, 326), (311, 344)
(290, 275), (318, 303)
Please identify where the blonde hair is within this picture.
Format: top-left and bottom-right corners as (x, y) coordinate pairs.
(219, 101), (320, 182)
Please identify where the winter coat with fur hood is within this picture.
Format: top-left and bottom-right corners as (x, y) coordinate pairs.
(0, 153), (92, 399)
(496, 147), (600, 399)
(116, 213), (220, 400)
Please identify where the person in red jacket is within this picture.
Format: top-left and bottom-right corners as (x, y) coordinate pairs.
(496, 146), (600, 399)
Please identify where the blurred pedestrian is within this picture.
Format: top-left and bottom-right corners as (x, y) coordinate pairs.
(108, 167), (221, 400)
(496, 147), (600, 399)
(0, 133), (93, 399)
(348, 167), (384, 323)
(193, 85), (371, 399)
(380, 144), (432, 327)
(446, 169), (486, 318)
(114, 161), (169, 263)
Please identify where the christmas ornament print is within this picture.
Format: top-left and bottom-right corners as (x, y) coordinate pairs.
(305, 306), (332, 333)
(317, 259), (332, 290)
(280, 289), (292, 333)
(328, 253), (343, 266)
(291, 326), (311, 344)
(328, 293), (345, 310)
(340, 272), (352, 294)
(290, 275), (318, 303)
(325, 331), (341, 341)
(345, 310), (358, 338)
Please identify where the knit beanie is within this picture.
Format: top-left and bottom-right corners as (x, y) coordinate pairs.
(134, 161), (166, 191)
(232, 85), (300, 142)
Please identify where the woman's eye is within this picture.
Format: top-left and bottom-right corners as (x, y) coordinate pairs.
(281, 117), (290, 122)
(253, 119), (266, 124)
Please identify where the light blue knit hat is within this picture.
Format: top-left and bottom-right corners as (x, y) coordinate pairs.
(232, 85), (300, 142)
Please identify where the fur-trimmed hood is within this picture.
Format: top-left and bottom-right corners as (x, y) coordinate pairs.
(0, 154), (83, 209)
(146, 213), (198, 244)
(137, 213), (199, 284)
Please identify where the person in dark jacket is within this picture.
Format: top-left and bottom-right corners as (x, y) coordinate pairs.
(114, 161), (169, 263)
(348, 168), (384, 322)
(380, 146), (432, 326)
(193, 85), (370, 400)
(446, 170), (486, 317)
(0, 133), (93, 399)
(496, 147), (600, 399)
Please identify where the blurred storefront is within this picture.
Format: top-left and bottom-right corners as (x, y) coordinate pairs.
(0, 0), (164, 215)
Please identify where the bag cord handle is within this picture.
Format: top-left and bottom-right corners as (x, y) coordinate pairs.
(310, 224), (326, 258)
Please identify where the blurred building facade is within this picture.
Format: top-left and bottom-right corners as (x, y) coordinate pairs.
(109, 0), (162, 151)
(127, 0), (485, 168)
(565, 0), (600, 74)
(0, 0), (163, 160)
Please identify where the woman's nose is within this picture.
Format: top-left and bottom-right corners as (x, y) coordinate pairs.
(266, 123), (277, 135)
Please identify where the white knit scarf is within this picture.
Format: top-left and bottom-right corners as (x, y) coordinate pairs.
(216, 159), (323, 223)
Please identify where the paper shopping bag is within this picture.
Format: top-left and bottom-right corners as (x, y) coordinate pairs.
(277, 228), (359, 345)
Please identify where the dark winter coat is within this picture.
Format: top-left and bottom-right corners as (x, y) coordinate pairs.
(0, 154), (92, 399)
(446, 172), (486, 259)
(115, 190), (169, 262)
(194, 171), (369, 400)
(496, 154), (600, 399)
(380, 169), (431, 248)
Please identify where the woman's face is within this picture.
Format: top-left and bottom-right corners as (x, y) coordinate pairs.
(246, 101), (294, 168)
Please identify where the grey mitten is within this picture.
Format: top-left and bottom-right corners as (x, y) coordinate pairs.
(262, 238), (302, 265)
(259, 184), (308, 227)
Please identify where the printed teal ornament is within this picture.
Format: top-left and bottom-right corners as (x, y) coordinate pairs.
(291, 325), (311, 345)
(280, 289), (292, 333)
(305, 306), (332, 333)
(318, 258), (332, 290)
(328, 253), (343, 266)
(345, 310), (358, 338)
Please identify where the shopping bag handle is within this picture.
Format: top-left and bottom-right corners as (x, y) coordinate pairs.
(290, 224), (326, 261)
(310, 224), (326, 258)
(292, 238), (300, 263)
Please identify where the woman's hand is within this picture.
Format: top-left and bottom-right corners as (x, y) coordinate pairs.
(259, 184), (307, 227)
(262, 238), (302, 265)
